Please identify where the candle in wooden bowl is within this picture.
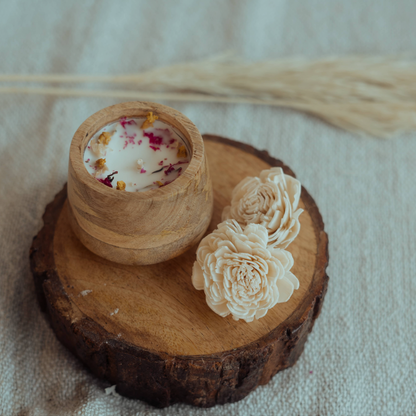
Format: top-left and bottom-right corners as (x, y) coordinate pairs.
(67, 101), (213, 265)
(83, 115), (191, 192)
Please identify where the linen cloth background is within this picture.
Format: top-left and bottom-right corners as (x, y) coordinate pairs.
(1, 1), (415, 415)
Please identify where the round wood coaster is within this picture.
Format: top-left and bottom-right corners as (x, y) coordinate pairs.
(30, 135), (328, 408)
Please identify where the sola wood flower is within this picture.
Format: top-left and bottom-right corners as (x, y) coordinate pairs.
(192, 220), (299, 322)
(222, 167), (303, 249)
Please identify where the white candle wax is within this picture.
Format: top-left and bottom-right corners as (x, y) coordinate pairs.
(83, 116), (191, 192)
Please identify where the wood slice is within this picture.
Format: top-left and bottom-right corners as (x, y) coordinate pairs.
(30, 135), (329, 408)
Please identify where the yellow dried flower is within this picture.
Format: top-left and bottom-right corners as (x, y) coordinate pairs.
(98, 131), (112, 145)
(96, 158), (106, 169)
(141, 112), (159, 129)
(116, 181), (126, 191)
(177, 145), (187, 158)
(156, 181), (164, 187)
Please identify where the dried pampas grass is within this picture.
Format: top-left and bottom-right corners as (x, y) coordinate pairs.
(1, 54), (416, 138)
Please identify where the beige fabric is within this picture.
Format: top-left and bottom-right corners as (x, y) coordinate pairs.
(1, 1), (415, 415)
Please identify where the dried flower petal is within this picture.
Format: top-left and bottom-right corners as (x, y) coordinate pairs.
(164, 164), (175, 175)
(143, 131), (163, 146)
(177, 145), (187, 158)
(141, 111), (159, 129)
(96, 158), (106, 168)
(98, 131), (112, 145)
(98, 177), (113, 188)
(120, 118), (136, 129)
(116, 181), (126, 191)
(90, 139), (107, 157)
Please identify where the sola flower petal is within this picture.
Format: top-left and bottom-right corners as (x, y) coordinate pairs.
(284, 271), (299, 290)
(232, 176), (261, 199)
(206, 297), (230, 317)
(214, 245), (233, 259)
(244, 223), (268, 246)
(192, 262), (205, 290)
(228, 303), (256, 322)
(255, 308), (269, 320)
(197, 246), (211, 267)
(276, 277), (295, 303)
(286, 175), (301, 209)
(219, 219), (243, 234)
(259, 167), (283, 183)
(271, 249), (294, 272)
(209, 282), (224, 302)
(217, 239), (238, 252)
(203, 271), (212, 288)
(250, 248), (271, 262)
(266, 207), (283, 231)
(233, 237), (253, 254)
(265, 259), (279, 282)
(269, 285), (280, 309)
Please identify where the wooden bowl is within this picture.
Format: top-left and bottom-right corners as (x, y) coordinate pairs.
(67, 101), (213, 265)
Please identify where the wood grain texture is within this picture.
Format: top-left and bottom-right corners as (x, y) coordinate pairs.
(68, 101), (213, 265)
(30, 135), (329, 408)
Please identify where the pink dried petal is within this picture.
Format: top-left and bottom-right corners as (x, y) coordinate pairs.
(120, 117), (136, 129)
(154, 128), (173, 143)
(144, 131), (164, 146)
(97, 178), (113, 188)
(164, 164), (175, 175)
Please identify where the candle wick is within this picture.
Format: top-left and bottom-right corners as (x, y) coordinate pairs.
(106, 171), (118, 182)
(151, 166), (167, 174)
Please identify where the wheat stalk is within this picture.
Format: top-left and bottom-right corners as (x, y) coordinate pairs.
(1, 54), (416, 138)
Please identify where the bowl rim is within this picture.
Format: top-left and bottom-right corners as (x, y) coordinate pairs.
(69, 101), (204, 201)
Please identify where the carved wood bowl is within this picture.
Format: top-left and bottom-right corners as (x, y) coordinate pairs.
(67, 102), (213, 265)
